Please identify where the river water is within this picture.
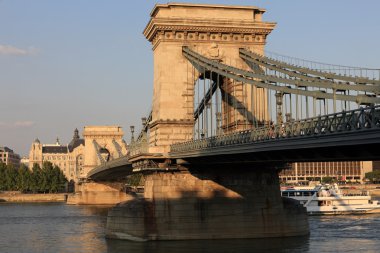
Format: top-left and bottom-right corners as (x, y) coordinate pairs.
(0, 203), (379, 253)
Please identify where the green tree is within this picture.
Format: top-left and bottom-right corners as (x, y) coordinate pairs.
(0, 163), (6, 191)
(41, 161), (54, 193)
(0, 162), (68, 193)
(50, 165), (67, 193)
(321, 177), (335, 184)
(30, 163), (42, 193)
(40, 162), (68, 193)
(4, 164), (17, 190)
(126, 173), (143, 186)
(365, 171), (380, 183)
(17, 165), (32, 192)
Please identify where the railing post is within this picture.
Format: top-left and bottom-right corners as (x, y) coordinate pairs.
(371, 106), (376, 128)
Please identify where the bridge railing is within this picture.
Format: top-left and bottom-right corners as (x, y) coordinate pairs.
(170, 106), (380, 153)
(128, 139), (149, 157)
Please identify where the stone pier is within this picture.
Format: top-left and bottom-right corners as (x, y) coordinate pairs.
(106, 167), (309, 241)
(67, 182), (132, 205)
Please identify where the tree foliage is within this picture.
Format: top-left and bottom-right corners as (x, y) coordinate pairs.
(126, 173), (143, 186)
(0, 162), (68, 193)
(365, 170), (380, 183)
(321, 177), (335, 184)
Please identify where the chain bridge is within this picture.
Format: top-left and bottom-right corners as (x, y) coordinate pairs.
(87, 3), (380, 241)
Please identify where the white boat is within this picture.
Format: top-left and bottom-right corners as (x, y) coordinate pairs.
(281, 184), (380, 215)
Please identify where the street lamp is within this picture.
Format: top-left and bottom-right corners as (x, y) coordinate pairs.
(141, 117), (147, 127)
(130, 125), (135, 143)
(285, 113), (292, 122)
(141, 117), (148, 142)
(216, 112), (222, 135)
(275, 92), (283, 124)
(200, 129), (205, 139)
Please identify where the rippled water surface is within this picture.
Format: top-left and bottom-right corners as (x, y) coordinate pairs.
(1, 202), (380, 253)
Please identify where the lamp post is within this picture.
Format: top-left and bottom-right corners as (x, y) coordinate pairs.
(285, 113), (292, 122)
(275, 92), (283, 124)
(141, 117), (147, 128)
(216, 112), (222, 136)
(140, 117), (148, 152)
(200, 129), (205, 139)
(130, 125), (135, 143)
(141, 117), (147, 139)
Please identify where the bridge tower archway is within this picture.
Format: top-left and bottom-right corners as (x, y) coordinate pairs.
(143, 3), (276, 153)
(82, 126), (127, 177)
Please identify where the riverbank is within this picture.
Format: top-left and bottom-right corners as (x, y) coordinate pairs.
(369, 189), (380, 197)
(340, 185), (380, 197)
(0, 191), (67, 202)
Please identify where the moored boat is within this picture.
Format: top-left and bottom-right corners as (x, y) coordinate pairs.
(281, 184), (380, 215)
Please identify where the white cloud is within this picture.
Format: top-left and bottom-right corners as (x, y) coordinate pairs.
(13, 121), (35, 127)
(0, 44), (38, 56)
(0, 121), (35, 128)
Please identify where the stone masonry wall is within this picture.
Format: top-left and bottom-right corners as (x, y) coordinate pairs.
(106, 168), (309, 241)
(66, 182), (133, 205)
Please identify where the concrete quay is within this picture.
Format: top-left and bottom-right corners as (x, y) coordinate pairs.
(0, 192), (66, 202)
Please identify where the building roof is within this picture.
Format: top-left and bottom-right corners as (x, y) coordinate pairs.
(68, 128), (85, 152)
(68, 139), (84, 152)
(0, 146), (14, 153)
(42, 146), (68, 154)
(36, 129), (85, 154)
(150, 3), (266, 17)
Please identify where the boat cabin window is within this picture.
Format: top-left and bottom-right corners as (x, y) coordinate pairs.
(303, 191), (313, 196)
(281, 190), (316, 197)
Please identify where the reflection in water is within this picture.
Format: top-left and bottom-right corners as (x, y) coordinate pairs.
(0, 203), (109, 253)
(107, 236), (309, 253)
(308, 214), (380, 253)
(1, 203), (380, 253)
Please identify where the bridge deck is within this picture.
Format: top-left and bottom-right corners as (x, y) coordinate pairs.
(170, 106), (380, 164)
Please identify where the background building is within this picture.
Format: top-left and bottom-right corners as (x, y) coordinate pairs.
(279, 161), (373, 184)
(29, 126), (128, 182)
(20, 156), (30, 166)
(0, 146), (21, 166)
(29, 129), (85, 182)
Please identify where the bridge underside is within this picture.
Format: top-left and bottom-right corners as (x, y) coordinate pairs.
(87, 156), (132, 181)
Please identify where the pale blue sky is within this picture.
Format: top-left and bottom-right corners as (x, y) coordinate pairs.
(1, 0), (379, 156)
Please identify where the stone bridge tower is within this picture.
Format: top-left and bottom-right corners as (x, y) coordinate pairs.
(106, 4), (309, 241)
(83, 126), (127, 177)
(143, 3), (276, 154)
